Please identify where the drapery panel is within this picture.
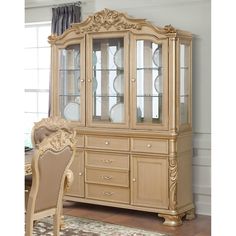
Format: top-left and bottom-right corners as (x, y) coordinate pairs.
(51, 4), (81, 36)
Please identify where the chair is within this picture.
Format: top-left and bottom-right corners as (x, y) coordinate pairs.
(25, 129), (76, 236)
(31, 116), (72, 148)
(25, 116), (73, 208)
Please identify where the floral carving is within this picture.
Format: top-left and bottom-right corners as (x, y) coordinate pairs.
(164, 24), (176, 33)
(78, 9), (142, 33)
(34, 116), (71, 130)
(38, 130), (76, 155)
(169, 158), (178, 210)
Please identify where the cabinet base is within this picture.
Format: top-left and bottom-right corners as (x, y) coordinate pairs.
(159, 207), (195, 226)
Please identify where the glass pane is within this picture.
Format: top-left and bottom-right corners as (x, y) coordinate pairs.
(136, 40), (163, 124)
(180, 44), (190, 124)
(38, 92), (49, 113)
(38, 69), (50, 89)
(38, 25), (51, 47)
(92, 38), (125, 123)
(59, 45), (81, 121)
(24, 91), (37, 112)
(24, 69), (38, 89)
(24, 48), (37, 69)
(24, 27), (37, 48)
(38, 47), (51, 68)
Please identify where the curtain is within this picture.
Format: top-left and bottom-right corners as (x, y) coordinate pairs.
(51, 4), (81, 36)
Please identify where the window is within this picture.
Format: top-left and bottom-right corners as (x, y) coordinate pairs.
(24, 23), (51, 147)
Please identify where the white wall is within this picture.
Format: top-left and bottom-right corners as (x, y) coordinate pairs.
(25, 0), (211, 215)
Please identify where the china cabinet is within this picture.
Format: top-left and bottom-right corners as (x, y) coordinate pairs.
(49, 9), (194, 226)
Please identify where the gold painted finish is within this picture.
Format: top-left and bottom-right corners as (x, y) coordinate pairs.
(49, 8), (193, 226)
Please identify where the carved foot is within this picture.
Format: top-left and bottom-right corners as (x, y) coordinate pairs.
(159, 213), (184, 226)
(185, 208), (195, 220)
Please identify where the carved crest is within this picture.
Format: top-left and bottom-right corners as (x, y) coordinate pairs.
(73, 8), (143, 33)
(164, 24), (177, 33)
(34, 116), (72, 132)
(38, 130), (76, 155)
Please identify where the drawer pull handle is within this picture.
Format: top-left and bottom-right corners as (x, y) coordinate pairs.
(102, 159), (113, 164)
(103, 191), (114, 196)
(81, 79), (84, 82)
(147, 144), (152, 148)
(102, 175), (112, 180)
(132, 178), (136, 182)
(105, 141), (110, 145)
(79, 172), (83, 176)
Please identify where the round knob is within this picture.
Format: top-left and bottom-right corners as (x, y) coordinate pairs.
(79, 172), (83, 176)
(81, 79), (84, 82)
(131, 79), (136, 82)
(147, 144), (152, 148)
(88, 79), (91, 82)
(132, 178), (136, 182)
(105, 141), (109, 145)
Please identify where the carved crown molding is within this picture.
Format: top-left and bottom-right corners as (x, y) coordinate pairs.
(72, 8), (143, 33)
(48, 9), (181, 44)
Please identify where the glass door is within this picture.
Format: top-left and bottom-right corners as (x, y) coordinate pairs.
(87, 33), (129, 128)
(179, 40), (192, 129)
(58, 41), (85, 125)
(131, 36), (168, 130)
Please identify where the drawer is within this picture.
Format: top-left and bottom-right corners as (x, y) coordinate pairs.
(131, 138), (168, 154)
(85, 135), (129, 151)
(85, 168), (129, 187)
(86, 184), (129, 204)
(85, 151), (129, 170)
(76, 135), (84, 148)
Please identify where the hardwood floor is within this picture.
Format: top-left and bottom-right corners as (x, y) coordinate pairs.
(63, 201), (211, 236)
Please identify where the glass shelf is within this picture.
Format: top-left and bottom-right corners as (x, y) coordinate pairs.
(59, 69), (80, 72)
(59, 94), (80, 97)
(93, 68), (124, 72)
(94, 94), (124, 97)
(136, 67), (162, 71)
(136, 94), (163, 97)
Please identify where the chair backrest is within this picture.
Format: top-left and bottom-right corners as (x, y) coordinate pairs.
(31, 116), (72, 148)
(28, 129), (76, 214)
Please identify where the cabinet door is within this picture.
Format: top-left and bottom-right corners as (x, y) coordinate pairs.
(66, 150), (85, 197)
(131, 155), (168, 209)
(54, 39), (85, 126)
(86, 33), (129, 128)
(130, 35), (169, 130)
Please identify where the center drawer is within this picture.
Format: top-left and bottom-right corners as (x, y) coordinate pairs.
(85, 167), (129, 187)
(85, 135), (129, 151)
(85, 151), (129, 170)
